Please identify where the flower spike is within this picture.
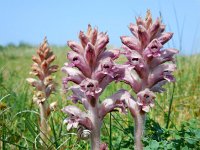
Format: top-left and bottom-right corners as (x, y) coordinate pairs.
(27, 37), (58, 145)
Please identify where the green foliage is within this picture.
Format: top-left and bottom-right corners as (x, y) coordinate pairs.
(143, 118), (200, 149)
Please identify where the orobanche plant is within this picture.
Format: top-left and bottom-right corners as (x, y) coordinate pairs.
(27, 10), (178, 150)
(62, 25), (129, 150)
(118, 10), (178, 149)
(27, 37), (58, 145)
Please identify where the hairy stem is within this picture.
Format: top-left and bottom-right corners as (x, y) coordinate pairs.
(90, 107), (101, 150)
(134, 110), (145, 150)
(39, 101), (48, 145)
(128, 102), (145, 150)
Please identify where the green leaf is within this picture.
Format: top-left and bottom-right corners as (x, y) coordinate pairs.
(150, 140), (159, 149)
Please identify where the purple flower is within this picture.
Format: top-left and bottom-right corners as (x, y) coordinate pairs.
(62, 105), (92, 130)
(117, 65), (142, 93)
(62, 63), (86, 85)
(137, 89), (156, 112)
(143, 39), (163, 58)
(99, 89), (130, 118)
(148, 63), (176, 87)
(80, 78), (102, 97)
(67, 51), (92, 77)
(95, 57), (118, 79)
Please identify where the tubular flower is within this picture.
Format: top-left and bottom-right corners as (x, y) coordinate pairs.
(119, 10), (178, 149)
(26, 37), (58, 144)
(62, 25), (127, 149)
(137, 88), (155, 112)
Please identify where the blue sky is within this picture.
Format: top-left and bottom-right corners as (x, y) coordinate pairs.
(0, 0), (200, 54)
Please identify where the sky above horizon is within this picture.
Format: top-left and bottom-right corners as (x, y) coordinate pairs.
(0, 0), (200, 54)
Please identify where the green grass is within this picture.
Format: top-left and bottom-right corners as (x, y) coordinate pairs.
(0, 45), (200, 149)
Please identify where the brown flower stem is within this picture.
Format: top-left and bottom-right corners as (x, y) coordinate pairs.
(39, 101), (48, 145)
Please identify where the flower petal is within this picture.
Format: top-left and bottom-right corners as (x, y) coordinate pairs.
(158, 32), (173, 45)
(67, 41), (84, 54)
(148, 63), (176, 86)
(149, 18), (161, 39)
(67, 51), (91, 77)
(138, 25), (150, 48)
(120, 36), (141, 51)
(116, 65), (142, 93)
(98, 49), (120, 60)
(62, 105), (93, 130)
(129, 23), (138, 37)
(26, 78), (43, 90)
(80, 78), (102, 98)
(62, 64), (86, 84)
(150, 48), (179, 67)
(95, 32), (109, 55)
(70, 85), (89, 109)
(84, 42), (95, 67)
(79, 31), (89, 48)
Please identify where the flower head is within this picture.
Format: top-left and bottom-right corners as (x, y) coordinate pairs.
(120, 10), (178, 112)
(62, 25), (123, 133)
(27, 37), (58, 103)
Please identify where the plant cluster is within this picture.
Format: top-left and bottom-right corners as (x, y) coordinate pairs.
(26, 11), (179, 150)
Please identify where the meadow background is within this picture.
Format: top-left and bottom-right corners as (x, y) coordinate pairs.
(0, 0), (200, 149)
